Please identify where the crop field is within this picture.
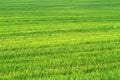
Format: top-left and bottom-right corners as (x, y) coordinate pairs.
(0, 0), (120, 80)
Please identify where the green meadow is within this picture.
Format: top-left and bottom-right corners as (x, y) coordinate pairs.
(0, 0), (120, 80)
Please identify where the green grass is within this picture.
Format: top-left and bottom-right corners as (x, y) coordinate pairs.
(0, 0), (120, 80)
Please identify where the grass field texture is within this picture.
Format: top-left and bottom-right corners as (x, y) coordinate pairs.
(0, 0), (120, 80)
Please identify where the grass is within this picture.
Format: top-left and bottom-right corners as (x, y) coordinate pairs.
(0, 0), (120, 80)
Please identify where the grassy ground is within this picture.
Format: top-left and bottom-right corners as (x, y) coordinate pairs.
(0, 0), (120, 80)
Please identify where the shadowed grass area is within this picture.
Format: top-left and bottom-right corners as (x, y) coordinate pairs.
(0, 0), (120, 80)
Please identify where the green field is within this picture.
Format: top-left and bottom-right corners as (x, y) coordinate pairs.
(0, 0), (120, 80)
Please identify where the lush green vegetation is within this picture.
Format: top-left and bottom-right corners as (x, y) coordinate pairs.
(0, 0), (120, 80)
